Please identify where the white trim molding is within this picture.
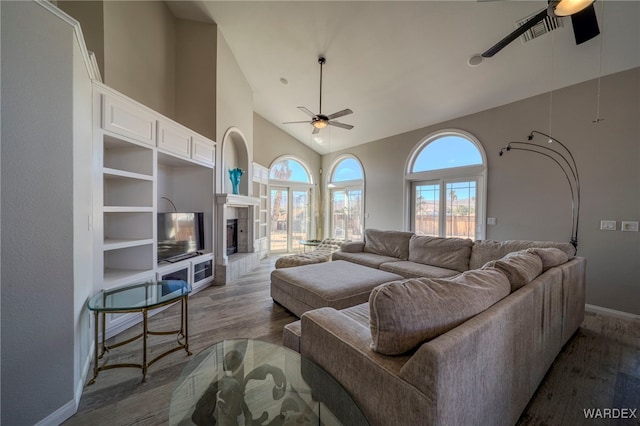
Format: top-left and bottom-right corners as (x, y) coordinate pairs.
(585, 304), (640, 321)
(36, 0), (98, 81)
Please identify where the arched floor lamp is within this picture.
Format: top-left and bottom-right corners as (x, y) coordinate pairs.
(499, 130), (580, 251)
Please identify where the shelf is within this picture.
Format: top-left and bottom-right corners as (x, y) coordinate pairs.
(103, 167), (153, 181)
(104, 134), (154, 175)
(103, 244), (154, 283)
(103, 268), (155, 286)
(103, 206), (154, 213)
(104, 176), (153, 207)
(104, 238), (154, 251)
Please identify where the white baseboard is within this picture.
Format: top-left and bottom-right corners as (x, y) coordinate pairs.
(34, 397), (77, 426)
(585, 304), (640, 321)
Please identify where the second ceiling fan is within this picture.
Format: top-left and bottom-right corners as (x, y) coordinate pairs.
(284, 57), (354, 134)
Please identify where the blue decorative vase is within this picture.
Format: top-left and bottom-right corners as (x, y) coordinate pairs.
(228, 168), (243, 195)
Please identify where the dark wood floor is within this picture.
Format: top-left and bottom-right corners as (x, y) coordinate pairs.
(64, 256), (640, 425)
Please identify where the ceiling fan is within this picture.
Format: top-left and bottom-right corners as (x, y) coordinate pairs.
(478, 0), (600, 60)
(284, 57), (354, 134)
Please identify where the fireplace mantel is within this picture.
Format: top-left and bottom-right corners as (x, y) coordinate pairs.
(216, 193), (259, 207)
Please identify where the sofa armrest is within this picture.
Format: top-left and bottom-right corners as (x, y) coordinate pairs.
(300, 308), (434, 425)
(339, 241), (365, 253)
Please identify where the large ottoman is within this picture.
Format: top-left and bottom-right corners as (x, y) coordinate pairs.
(270, 260), (403, 317)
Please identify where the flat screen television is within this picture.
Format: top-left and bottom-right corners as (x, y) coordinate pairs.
(157, 212), (205, 262)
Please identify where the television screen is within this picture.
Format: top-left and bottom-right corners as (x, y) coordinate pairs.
(157, 212), (205, 262)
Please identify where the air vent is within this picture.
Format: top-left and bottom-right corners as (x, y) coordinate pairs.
(516, 11), (563, 43)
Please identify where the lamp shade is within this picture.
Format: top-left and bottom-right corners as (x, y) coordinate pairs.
(313, 118), (328, 129)
(553, 0), (594, 16)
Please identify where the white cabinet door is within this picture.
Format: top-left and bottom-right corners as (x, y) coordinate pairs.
(102, 94), (156, 146)
(191, 136), (215, 166)
(157, 121), (191, 158)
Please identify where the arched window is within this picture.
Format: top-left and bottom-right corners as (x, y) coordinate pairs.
(269, 157), (311, 183)
(328, 155), (364, 241)
(406, 130), (486, 240)
(268, 157), (314, 253)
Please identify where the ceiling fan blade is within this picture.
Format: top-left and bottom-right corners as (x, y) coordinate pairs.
(329, 121), (354, 130)
(283, 120), (311, 125)
(327, 108), (353, 120)
(312, 126), (320, 135)
(297, 106), (317, 118)
(570, 3), (599, 45)
(481, 8), (548, 58)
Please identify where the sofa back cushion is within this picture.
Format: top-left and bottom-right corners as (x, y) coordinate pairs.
(482, 250), (543, 291)
(369, 268), (510, 355)
(408, 235), (473, 272)
(469, 239), (575, 270)
(526, 247), (569, 271)
(363, 229), (413, 260)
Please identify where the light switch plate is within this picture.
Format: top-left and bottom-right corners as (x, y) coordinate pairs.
(621, 221), (639, 232)
(487, 217), (497, 225)
(600, 220), (616, 231)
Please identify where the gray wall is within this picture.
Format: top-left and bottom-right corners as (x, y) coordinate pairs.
(216, 30), (254, 193)
(1, 2), (93, 424)
(323, 67), (640, 315)
(58, 0), (105, 77)
(103, 0), (176, 117)
(175, 18), (217, 141)
(254, 112), (322, 180)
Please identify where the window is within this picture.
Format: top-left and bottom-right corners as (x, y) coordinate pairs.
(407, 131), (486, 240)
(328, 156), (364, 241)
(269, 157), (314, 253)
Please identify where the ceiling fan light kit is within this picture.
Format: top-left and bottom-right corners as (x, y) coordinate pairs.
(551, 0), (594, 17)
(478, 0), (598, 60)
(283, 56), (354, 135)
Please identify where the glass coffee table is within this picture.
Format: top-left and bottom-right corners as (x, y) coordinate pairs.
(170, 339), (368, 425)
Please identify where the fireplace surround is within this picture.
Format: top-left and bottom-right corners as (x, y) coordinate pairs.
(215, 193), (260, 285)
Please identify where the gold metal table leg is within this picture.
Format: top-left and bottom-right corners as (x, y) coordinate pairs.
(87, 311), (100, 385)
(142, 309), (148, 381)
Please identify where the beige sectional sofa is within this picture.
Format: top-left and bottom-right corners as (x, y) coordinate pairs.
(282, 229), (586, 425)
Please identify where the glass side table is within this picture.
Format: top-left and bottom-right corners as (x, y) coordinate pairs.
(86, 280), (192, 384)
(299, 239), (321, 252)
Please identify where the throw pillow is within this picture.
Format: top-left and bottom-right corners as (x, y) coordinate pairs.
(408, 235), (473, 272)
(363, 229), (413, 260)
(369, 268), (510, 355)
(483, 250), (543, 291)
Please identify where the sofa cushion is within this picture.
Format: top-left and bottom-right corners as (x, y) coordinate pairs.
(338, 241), (365, 253)
(469, 239), (576, 270)
(526, 247), (569, 271)
(408, 235), (473, 272)
(369, 268), (510, 355)
(482, 250), (543, 291)
(363, 229), (413, 260)
(379, 261), (460, 279)
(332, 251), (402, 269)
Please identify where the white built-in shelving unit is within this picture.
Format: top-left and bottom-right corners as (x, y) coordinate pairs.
(252, 162), (269, 259)
(92, 82), (216, 337)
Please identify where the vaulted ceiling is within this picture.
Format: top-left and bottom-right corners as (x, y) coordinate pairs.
(167, 1), (640, 154)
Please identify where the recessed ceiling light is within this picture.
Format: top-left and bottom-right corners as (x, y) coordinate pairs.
(468, 54), (483, 67)
(280, 77), (288, 85)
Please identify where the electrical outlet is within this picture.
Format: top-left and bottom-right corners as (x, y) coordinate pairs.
(487, 217), (497, 225)
(600, 220), (616, 231)
(621, 221), (639, 232)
